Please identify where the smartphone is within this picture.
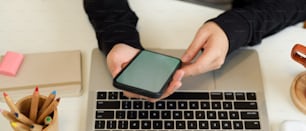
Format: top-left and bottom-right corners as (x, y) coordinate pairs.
(113, 50), (181, 98)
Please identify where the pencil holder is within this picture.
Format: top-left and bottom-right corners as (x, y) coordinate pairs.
(12, 95), (58, 131)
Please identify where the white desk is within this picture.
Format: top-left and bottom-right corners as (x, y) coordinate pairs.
(0, 0), (305, 131)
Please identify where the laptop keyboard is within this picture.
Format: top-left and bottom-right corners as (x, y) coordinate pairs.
(94, 91), (261, 130)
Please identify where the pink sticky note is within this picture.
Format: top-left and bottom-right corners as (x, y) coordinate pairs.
(0, 51), (24, 76)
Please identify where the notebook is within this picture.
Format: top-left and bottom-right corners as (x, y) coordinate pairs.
(0, 50), (82, 101)
(85, 48), (269, 131)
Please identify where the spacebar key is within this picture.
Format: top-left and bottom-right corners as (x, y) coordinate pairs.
(165, 92), (209, 100)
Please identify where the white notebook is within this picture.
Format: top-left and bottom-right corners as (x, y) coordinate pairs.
(0, 50), (82, 101)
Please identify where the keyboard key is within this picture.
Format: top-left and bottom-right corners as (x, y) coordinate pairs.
(96, 111), (114, 119)
(153, 121), (163, 129)
(210, 121), (221, 129)
(108, 92), (118, 99)
(95, 120), (105, 129)
(106, 120), (116, 129)
(97, 92), (107, 99)
(150, 111), (160, 119)
(130, 121), (140, 129)
(233, 121), (243, 129)
(127, 111), (137, 119)
(173, 111), (183, 119)
(245, 121), (261, 129)
(161, 111), (171, 119)
(184, 111), (194, 119)
(222, 121), (232, 129)
(235, 92), (246, 100)
(178, 101), (188, 109)
(223, 101), (233, 109)
(200, 101), (210, 109)
(247, 92), (257, 100)
(166, 92), (209, 99)
(218, 111), (228, 119)
(241, 111), (259, 119)
(234, 102), (258, 109)
(199, 121), (209, 129)
(96, 101), (120, 109)
(139, 111), (149, 119)
(165, 121), (174, 129)
(207, 111), (217, 119)
(176, 121), (186, 129)
(118, 121), (128, 129)
(141, 120), (151, 129)
(122, 101), (131, 109)
(156, 101), (165, 109)
(116, 111), (126, 119)
(133, 101), (143, 109)
(224, 92), (234, 100)
(212, 102), (222, 109)
(188, 121), (198, 129)
(195, 111), (205, 119)
(211, 92), (223, 100)
(144, 101), (154, 109)
(229, 111), (240, 119)
(167, 101), (177, 109)
(189, 101), (199, 109)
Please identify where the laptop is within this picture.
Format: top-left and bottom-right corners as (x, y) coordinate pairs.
(85, 48), (269, 131)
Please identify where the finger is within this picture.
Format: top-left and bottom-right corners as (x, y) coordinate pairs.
(181, 28), (209, 63)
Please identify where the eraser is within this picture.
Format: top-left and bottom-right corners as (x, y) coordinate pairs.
(0, 51), (24, 76)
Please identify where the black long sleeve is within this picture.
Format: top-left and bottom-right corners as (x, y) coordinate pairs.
(211, 0), (306, 54)
(84, 0), (306, 55)
(84, 0), (143, 55)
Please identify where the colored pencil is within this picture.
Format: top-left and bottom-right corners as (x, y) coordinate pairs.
(3, 92), (19, 113)
(36, 97), (60, 124)
(39, 90), (56, 116)
(0, 108), (17, 122)
(30, 123), (43, 131)
(29, 86), (40, 121)
(11, 121), (30, 131)
(14, 112), (35, 126)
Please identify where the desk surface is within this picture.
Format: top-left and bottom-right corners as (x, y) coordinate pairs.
(0, 0), (305, 131)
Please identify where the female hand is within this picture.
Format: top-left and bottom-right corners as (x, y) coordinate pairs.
(107, 43), (184, 102)
(181, 21), (229, 77)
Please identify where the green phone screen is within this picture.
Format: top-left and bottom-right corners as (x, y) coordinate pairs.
(115, 50), (181, 94)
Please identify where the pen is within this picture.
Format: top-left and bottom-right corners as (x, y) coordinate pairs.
(29, 86), (40, 121)
(3, 92), (19, 113)
(11, 121), (30, 131)
(39, 90), (56, 116)
(14, 112), (35, 126)
(0, 108), (17, 122)
(36, 97), (60, 124)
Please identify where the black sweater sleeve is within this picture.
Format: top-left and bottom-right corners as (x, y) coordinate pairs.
(84, 0), (143, 55)
(211, 0), (306, 54)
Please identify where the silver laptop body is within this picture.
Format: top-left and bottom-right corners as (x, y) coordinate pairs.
(85, 48), (269, 131)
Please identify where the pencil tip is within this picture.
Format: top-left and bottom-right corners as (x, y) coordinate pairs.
(3, 92), (7, 97)
(56, 97), (61, 102)
(35, 86), (39, 92)
(11, 122), (17, 127)
(51, 90), (57, 95)
(14, 112), (18, 117)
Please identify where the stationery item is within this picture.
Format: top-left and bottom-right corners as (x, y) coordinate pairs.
(39, 90), (56, 115)
(3, 92), (19, 113)
(14, 112), (35, 126)
(15, 95), (59, 131)
(0, 51), (24, 76)
(30, 86), (40, 121)
(36, 98), (60, 124)
(0, 50), (82, 101)
(11, 121), (30, 131)
(0, 108), (17, 122)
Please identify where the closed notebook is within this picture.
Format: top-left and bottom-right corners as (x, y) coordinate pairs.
(0, 50), (82, 101)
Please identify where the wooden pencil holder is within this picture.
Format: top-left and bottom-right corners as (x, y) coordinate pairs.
(291, 43), (306, 114)
(12, 95), (58, 131)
